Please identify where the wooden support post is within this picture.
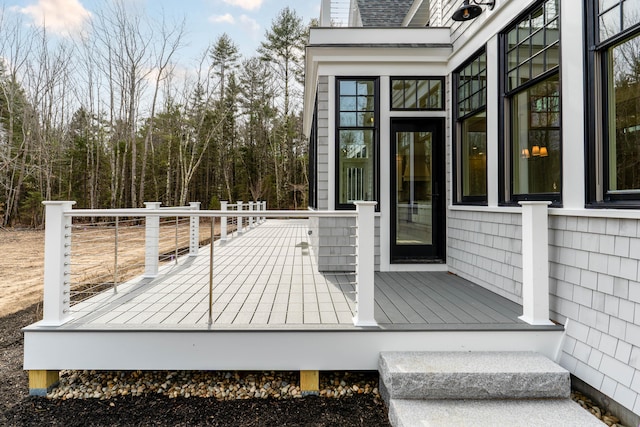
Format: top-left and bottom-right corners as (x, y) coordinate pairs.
(248, 201), (254, 229)
(300, 370), (319, 395)
(28, 370), (59, 396)
(41, 201), (75, 326)
(144, 202), (161, 278)
(189, 202), (201, 256)
(519, 201), (554, 325)
(220, 201), (228, 242)
(237, 201), (244, 235)
(353, 201), (378, 327)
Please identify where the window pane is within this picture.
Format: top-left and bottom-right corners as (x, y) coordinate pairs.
(608, 36), (640, 191)
(340, 112), (357, 127)
(512, 74), (561, 195)
(461, 111), (487, 197)
(600, 7), (622, 41)
(340, 80), (357, 95)
(429, 80), (442, 109)
(405, 80), (418, 109)
(339, 130), (375, 203)
(623, 0), (640, 29)
(392, 81), (404, 109)
(600, 0), (620, 11)
(506, 0), (560, 93)
(357, 112), (375, 127)
(417, 80), (430, 109)
(357, 81), (374, 95)
(340, 96), (356, 111)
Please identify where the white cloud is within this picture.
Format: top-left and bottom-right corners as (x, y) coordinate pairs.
(209, 13), (236, 24)
(239, 14), (260, 34)
(222, 0), (262, 11)
(17, 0), (91, 36)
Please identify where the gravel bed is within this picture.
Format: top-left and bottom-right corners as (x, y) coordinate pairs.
(46, 370), (381, 401)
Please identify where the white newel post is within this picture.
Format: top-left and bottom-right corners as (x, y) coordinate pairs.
(41, 201), (76, 326)
(519, 201), (554, 325)
(189, 202), (201, 256)
(248, 201), (254, 229)
(237, 201), (243, 234)
(353, 201), (378, 327)
(144, 202), (162, 278)
(220, 201), (228, 242)
(262, 201), (267, 223)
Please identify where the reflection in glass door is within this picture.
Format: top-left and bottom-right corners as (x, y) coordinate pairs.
(391, 119), (444, 261)
(396, 131), (432, 246)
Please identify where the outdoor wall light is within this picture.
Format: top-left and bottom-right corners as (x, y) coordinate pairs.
(451, 0), (495, 21)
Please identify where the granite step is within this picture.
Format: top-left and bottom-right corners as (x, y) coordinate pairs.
(388, 398), (606, 427)
(379, 351), (570, 401)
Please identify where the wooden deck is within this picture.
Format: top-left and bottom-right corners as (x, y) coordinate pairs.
(24, 219), (564, 373)
(63, 219), (552, 331)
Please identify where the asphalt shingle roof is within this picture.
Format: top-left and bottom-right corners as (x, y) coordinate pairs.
(356, 0), (415, 27)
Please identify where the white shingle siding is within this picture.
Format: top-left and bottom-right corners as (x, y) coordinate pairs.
(450, 211), (640, 414)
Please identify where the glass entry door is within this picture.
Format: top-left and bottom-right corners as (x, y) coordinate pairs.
(391, 118), (445, 262)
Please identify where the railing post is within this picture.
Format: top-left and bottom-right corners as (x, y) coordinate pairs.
(353, 201), (378, 327)
(189, 202), (201, 256)
(248, 201), (254, 229)
(519, 201), (554, 325)
(41, 201), (76, 326)
(237, 201), (243, 234)
(144, 202), (161, 278)
(262, 201), (267, 223)
(220, 201), (228, 242)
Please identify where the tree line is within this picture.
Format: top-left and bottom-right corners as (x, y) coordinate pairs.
(0, 3), (310, 227)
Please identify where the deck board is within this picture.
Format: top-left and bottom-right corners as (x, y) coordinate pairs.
(63, 219), (555, 332)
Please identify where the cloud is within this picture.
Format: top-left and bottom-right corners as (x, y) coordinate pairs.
(239, 14), (260, 34)
(209, 13), (236, 24)
(222, 0), (262, 11)
(16, 0), (91, 36)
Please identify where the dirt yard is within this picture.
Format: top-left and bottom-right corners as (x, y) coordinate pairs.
(0, 229), (46, 318)
(0, 220), (214, 317)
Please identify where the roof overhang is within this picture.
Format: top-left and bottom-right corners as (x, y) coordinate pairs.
(303, 27), (452, 136)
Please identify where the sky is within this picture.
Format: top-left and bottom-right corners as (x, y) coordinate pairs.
(5, 0), (321, 59)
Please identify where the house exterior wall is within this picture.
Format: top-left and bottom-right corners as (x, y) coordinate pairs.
(305, 0), (640, 417)
(448, 210), (640, 415)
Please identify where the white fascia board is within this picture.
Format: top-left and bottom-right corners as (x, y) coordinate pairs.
(308, 27), (451, 46)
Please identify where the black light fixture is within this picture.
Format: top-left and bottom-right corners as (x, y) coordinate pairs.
(451, 0), (495, 22)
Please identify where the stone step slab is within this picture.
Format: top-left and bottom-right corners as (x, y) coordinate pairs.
(379, 351), (569, 401)
(388, 398), (606, 427)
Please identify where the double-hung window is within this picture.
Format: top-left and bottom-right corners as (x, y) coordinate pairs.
(587, 0), (640, 204)
(336, 78), (379, 209)
(501, 0), (561, 203)
(454, 50), (487, 204)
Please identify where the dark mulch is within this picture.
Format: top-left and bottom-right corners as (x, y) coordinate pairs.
(0, 304), (390, 427)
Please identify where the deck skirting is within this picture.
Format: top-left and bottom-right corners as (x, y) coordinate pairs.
(23, 329), (564, 372)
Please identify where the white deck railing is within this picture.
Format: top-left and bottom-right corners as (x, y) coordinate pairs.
(39, 201), (376, 328)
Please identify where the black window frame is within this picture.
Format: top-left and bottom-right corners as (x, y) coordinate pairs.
(586, 0), (640, 207)
(498, 0), (563, 206)
(334, 77), (380, 211)
(453, 48), (488, 205)
(389, 77), (445, 111)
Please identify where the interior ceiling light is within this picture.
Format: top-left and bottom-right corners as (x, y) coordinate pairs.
(452, 0), (496, 21)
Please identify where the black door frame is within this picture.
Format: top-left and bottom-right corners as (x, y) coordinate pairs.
(390, 117), (446, 262)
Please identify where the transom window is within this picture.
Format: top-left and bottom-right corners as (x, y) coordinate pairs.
(390, 78), (443, 110)
(505, 1), (559, 92)
(455, 50), (487, 204)
(501, 0), (561, 204)
(336, 78), (379, 209)
(598, 0), (640, 42)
